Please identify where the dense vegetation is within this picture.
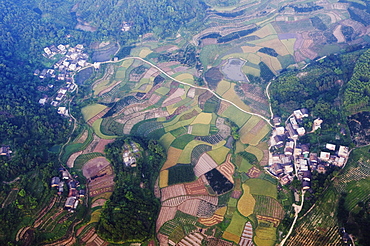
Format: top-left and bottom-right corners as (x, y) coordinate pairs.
(343, 49), (370, 115)
(97, 137), (165, 242)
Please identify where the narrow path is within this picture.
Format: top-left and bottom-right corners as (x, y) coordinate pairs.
(279, 190), (306, 246)
(265, 79), (274, 119)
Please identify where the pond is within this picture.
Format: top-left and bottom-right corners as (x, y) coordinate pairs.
(221, 58), (248, 82)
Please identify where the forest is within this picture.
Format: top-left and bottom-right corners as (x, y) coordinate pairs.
(97, 137), (166, 242)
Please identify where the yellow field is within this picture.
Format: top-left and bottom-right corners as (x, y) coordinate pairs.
(246, 53), (262, 64)
(254, 226), (277, 246)
(177, 140), (211, 164)
(155, 87), (171, 95)
(224, 212), (248, 243)
(175, 73), (194, 84)
(222, 53), (249, 60)
(191, 112), (213, 125)
(216, 80), (231, 96)
(82, 104), (107, 121)
(245, 145), (264, 161)
(92, 118), (117, 139)
(89, 209), (102, 224)
(239, 116), (261, 141)
(244, 66), (260, 77)
(215, 206), (227, 216)
(161, 147), (183, 170)
(159, 132), (176, 150)
(207, 146), (230, 164)
(281, 38), (296, 55)
(258, 52), (281, 73)
(256, 36), (291, 56)
(241, 46), (261, 54)
(139, 47), (152, 58)
(121, 59), (133, 68)
(159, 169), (169, 188)
(222, 84), (251, 112)
(166, 104), (178, 115)
(237, 184), (255, 217)
(93, 80), (114, 95)
(241, 124), (271, 146)
(165, 118), (195, 132)
(252, 24), (277, 38)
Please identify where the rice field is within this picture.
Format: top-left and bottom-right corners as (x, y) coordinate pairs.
(216, 80), (232, 96)
(241, 124), (271, 146)
(190, 124), (210, 136)
(139, 47), (153, 58)
(175, 73), (195, 84)
(254, 226), (276, 246)
(222, 84), (252, 112)
(245, 179), (277, 199)
(159, 170), (169, 188)
(224, 211), (248, 243)
(159, 133), (176, 150)
(177, 140), (211, 164)
(120, 59), (134, 68)
(245, 145), (264, 161)
(161, 147), (183, 170)
(281, 39), (296, 55)
(239, 116), (262, 136)
(237, 184), (255, 217)
(207, 146), (230, 164)
(258, 52), (282, 72)
(92, 118), (117, 139)
(191, 113), (213, 125)
(82, 104), (107, 121)
(251, 24), (277, 38)
(221, 105), (251, 127)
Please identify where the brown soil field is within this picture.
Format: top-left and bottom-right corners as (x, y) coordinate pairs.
(178, 198), (201, 217)
(89, 186), (114, 197)
(93, 139), (115, 153)
(91, 199), (107, 208)
(247, 166), (262, 178)
(156, 206), (177, 232)
(89, 178), (115, 191)
(216, 154), (235, 183)
(160, 183), (187, 201)
(184, 178), (209, 195)
(249, 120), (266, 135)
(218, 101), (230, 115)
(75, 130), (88, 143)
(82, 157), (111, 178)
(67, 151), (82, 168)
(231, 190), (242, 199)
(194, 153), (218, 177)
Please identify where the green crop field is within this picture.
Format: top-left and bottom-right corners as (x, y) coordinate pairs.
(177, 140), (210, 164)
(81, 104), (107, 121)
(221, 105), (251, 127)
(191, 124), (210, 136)
(159, 132), (176, 150)
(171, 134), (195, 150)
(208, 146), (230, 164)
(224, 211), (248, 241)
(245, 179), (277, 199)
(92, 118), (117, 139)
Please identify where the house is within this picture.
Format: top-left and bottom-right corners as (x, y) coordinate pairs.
(301, 144), (309, 156)
(317, 164), (326, 174)
(79, 190), (86, 197)
(51, 177), (60, 187)
(0, 146), (11, 156)
(302, 180), (311, 190)
(58, 181), (64, 194)
(326, 143), (336, 151)
(297, 127), (306, 136)
(44, 47), (52, 56)
(76, 44), (84, 50)
(39, 69), (47, 78)
(309, 153), (318, 163)
(62, 170), (69, 180)
(290, 117), (299, 129)
(275, 126), (285, 136)
(284, 164), (294, 173)
(274, 135), (284, 147)
(293, 109), (304, 119)
(270, 163), (283, 176)
(301, 108), (309, 117)
(51, 101), (59, 107)
(57, 107), (69, 116)
(273, 116), (282, 126)
(68, 181), (77, 190)
(38, 98), (47, 105)
(294, 145), (302, 156)
(338, 146), (349, 158)
(286, 123), (298, 139)
(313, 118), (323, 131)
(280, 174), (293, 185)
(320, 151), (330, 162)
(299, 159), (309, 171)
(302, 171), (311, 181)
(34, 69), (40, 76)
(55, 93), (64, 101)
(65, 197), (76, 208)
(58, 44), (66, 53)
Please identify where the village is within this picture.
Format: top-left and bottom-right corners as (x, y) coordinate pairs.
(51, 168), (85, 210)
(267, 108), (349, 191)
(34, 43), (93, 117)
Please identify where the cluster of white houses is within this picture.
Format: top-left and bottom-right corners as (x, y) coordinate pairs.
(51, 169), (85, 210)
(35, 44), (90, 116)
(268, 109), (349, 190)
(123, 142), (140, 167)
